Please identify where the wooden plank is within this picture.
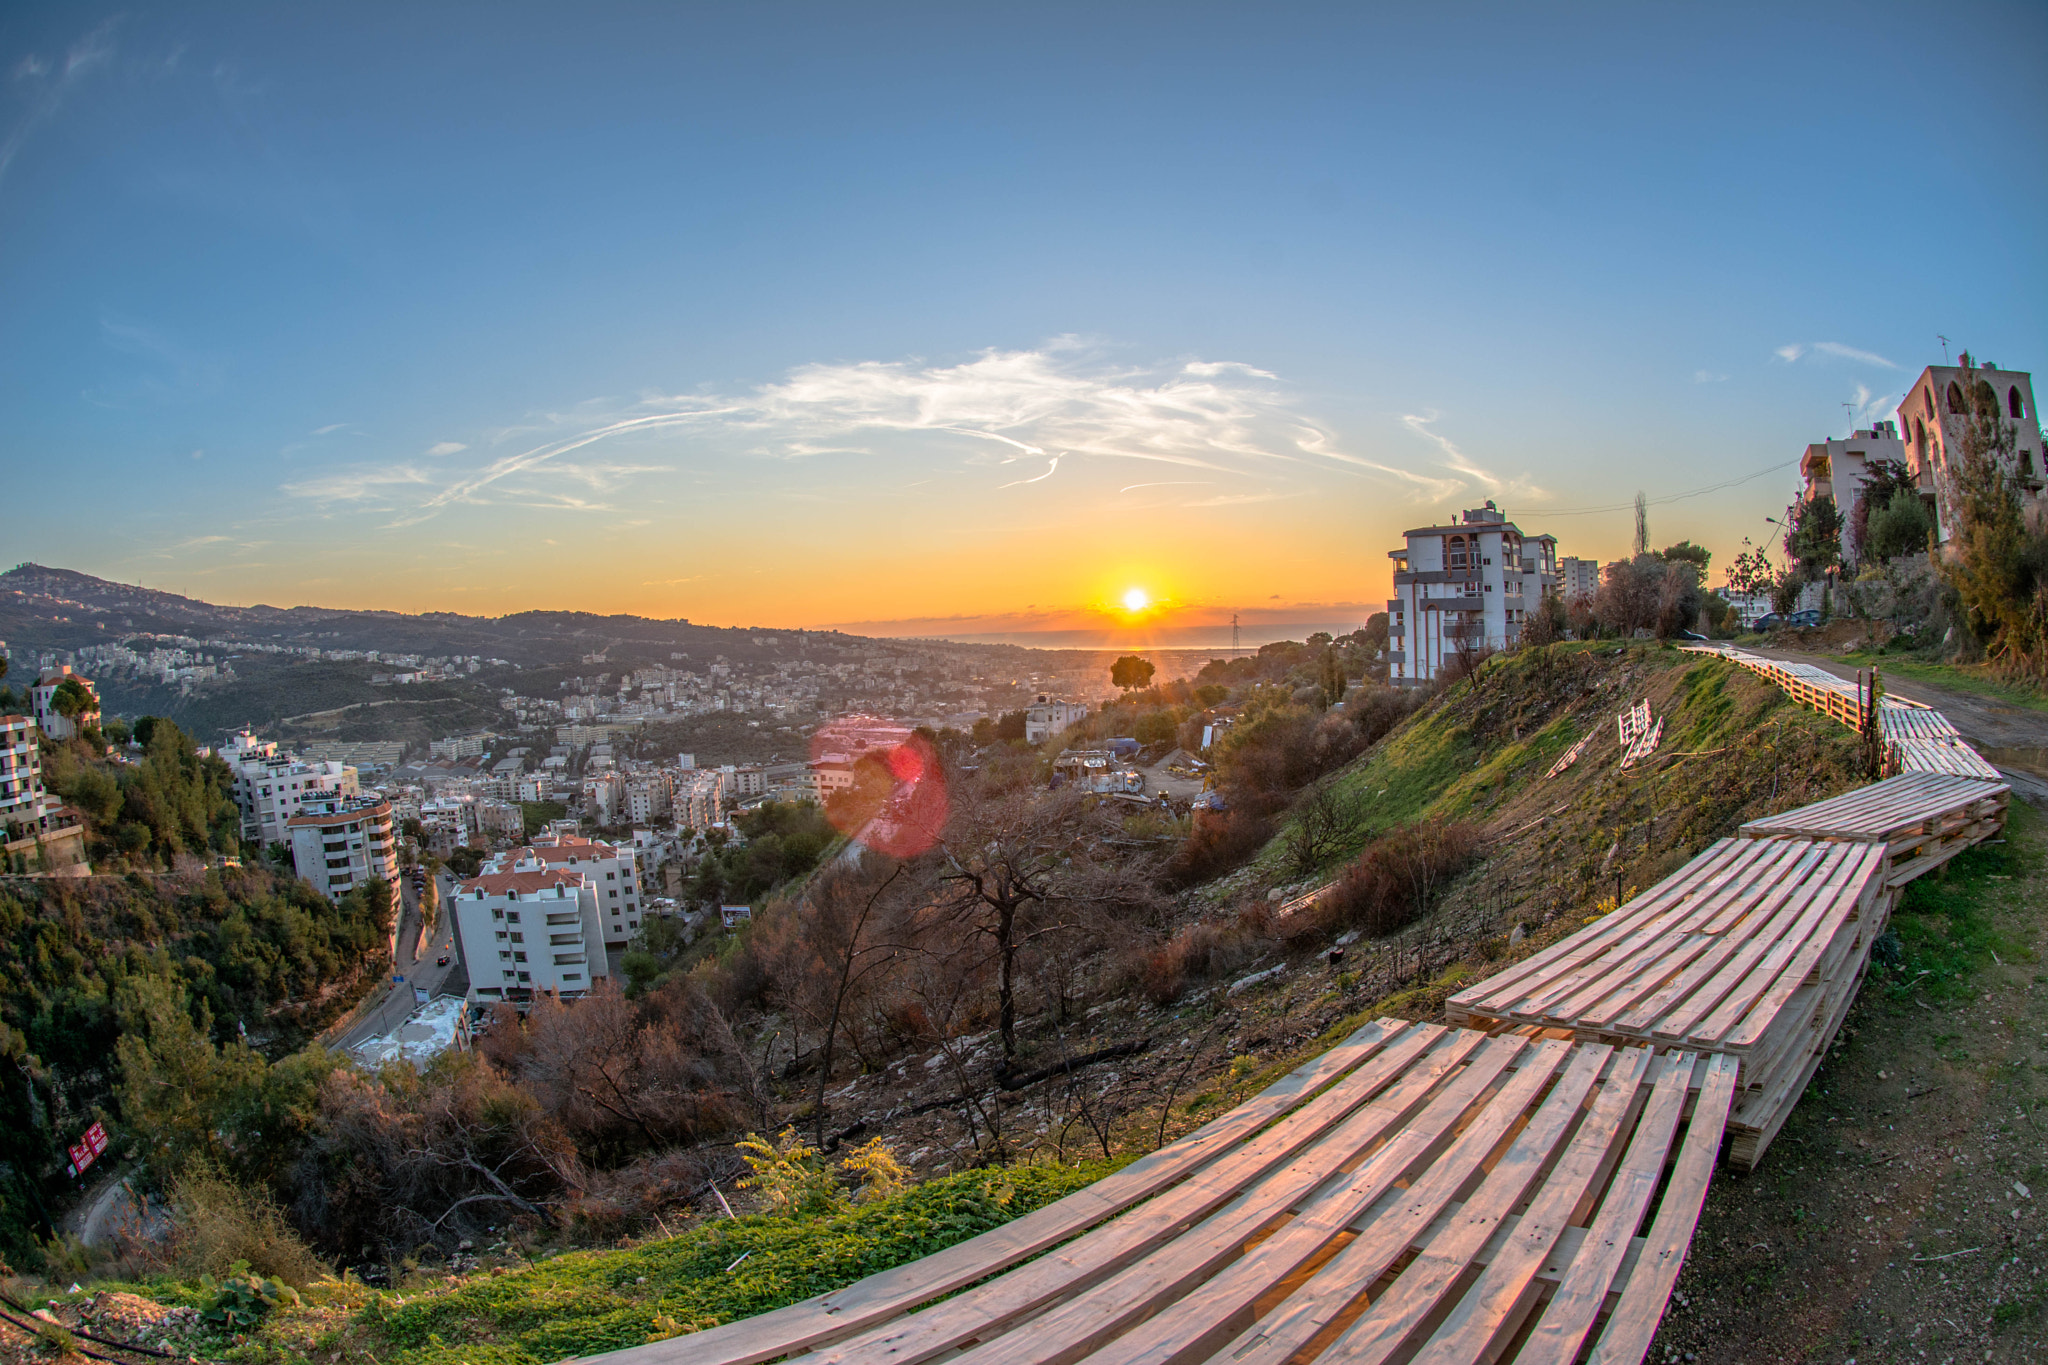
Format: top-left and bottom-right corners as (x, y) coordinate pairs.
(952, 1032), (1522, 1365)
(1198, 1039), (1580, 1365)
(793, 1022), (1452, 1365)
(1063, 1037), (1564, 1365)
(1308, 1044), (1615, 1364)
(632, 1018), (1408, 1365)
(1510, 1050), (1699, 1360)
(1400, 1048), (1657, 1365)
(1585, 1053), (1742, 1365)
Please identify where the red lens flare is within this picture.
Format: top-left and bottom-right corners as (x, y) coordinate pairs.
(809, 716), (947, 858)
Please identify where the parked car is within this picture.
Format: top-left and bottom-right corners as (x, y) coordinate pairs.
(436, 954), (451, 967)
(1787, 609), (1823, 628)
(1676, 629), (1708, 641)
(1751, 613), (1783, 631)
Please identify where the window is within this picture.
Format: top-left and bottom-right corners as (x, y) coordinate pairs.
(1447, 535), (1468, 570)
(1914, 418), (1926, 452)
(499, 950), (512, 960)
(503, 969), (516, 980)
(517, 971), (530, 982)
(1947, 381), (1966, 414)
(514, 952), (527, 962)
(2012, 387), (2027, 420)
(507, 911), (520, 923)
(495, 930), (508, 940)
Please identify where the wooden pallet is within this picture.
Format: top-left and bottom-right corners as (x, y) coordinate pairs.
(1739, 772), (2010, 887)
(1889, 737), (2004, 781)
(1879, 706), (1960, 743)
(1445, 837), (1885, 1168)
(635, 1021), (1738, 1365)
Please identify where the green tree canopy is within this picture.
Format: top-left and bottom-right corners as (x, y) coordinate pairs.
(1110, 655), (1156, 691)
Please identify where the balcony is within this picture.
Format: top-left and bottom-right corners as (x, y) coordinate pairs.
(553, 954), (587, 967)
(546, 912), (579, 925)
(1418, 594), (1485, 612)
(549, 933), (583, 946)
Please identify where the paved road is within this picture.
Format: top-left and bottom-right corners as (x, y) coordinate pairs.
(334, 870), (463, 1052)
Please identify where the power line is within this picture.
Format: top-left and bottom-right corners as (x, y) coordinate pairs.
(1530, 459), (1795, 517)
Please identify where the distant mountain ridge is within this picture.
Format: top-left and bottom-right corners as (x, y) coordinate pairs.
(0, 563), (1027, 669)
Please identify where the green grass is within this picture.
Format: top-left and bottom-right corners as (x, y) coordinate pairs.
(1832, 650), (2048, 713)
(352, 1162), (1114, 1365)
(1876, 802), (2039, 1004)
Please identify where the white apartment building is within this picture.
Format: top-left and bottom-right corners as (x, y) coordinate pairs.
(1024, 695), (1090, 744)
(220, 731), (360, 850)
(1796, 421), (1908, 568)
(29, 666), (97, 742)
(676, 768), (726, 829)
(721, 763), (767, 798)
(1387, 502), (1560, 686)
(480, 832), (642, 949)
(429, 733), (492, 761)
(286, 794), (398, 904)
(1, 713), (46, 840)
(624, 771), (672, 824)
(452, 868), (604, 1003)
(418, 795), (475, 856)
(582, 771), (623, 825)
(1558, 556), (1600, 601)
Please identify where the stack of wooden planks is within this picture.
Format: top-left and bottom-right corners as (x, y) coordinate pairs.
(644, 1018), (1739, 1365)
(1445, 837), (1889, 1169)
(1739, 771), (2010, 888)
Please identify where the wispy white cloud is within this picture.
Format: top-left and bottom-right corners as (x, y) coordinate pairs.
(1847, 382), (1903, 432)
(280, 465), (433, 503)
(1, 18), (117, 191)
(424, 440), (467, 456)
(311, 422), (350, 436)
(284, 341), (1512, 525)
(1775, 341), (1899, 369)
(1399, 412), (1549, 502)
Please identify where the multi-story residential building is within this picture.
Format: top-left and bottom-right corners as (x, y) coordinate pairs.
(1387, 502), (1560, 686)
(582, 771), (623, 825)
(721, 763), (767, 797)
(624, 771), (672, 825)
(477, 833), (642, 949)
(221, 731), (359, 850)
(1795, 421), (1908, 568)
(1558, 556), (1601, 601)
(477, 799), (525, 840)
(429, 733), (493, 761)
(418, 795), (475, 857)
(675, 768), (725, 830)
(1024, 695), (1090, 744)
(451, 867), (605, 1004)
(1, 713), (46, 841)
(286, 794), (398, 905)
(1896, 359), (2043, 549)
(1, 712), (87, 872)
(30, 666), (97, 742)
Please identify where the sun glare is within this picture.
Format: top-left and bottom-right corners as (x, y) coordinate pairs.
(1122, 587), (1150, 613)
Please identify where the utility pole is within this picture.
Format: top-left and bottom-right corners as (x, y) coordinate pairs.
(1231, 613), (1241, 656)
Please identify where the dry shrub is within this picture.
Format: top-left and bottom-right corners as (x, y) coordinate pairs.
(1315, 822), (1481, 940)
(1134, 916), (1265, 1003)
(164, 1164), (330, 1287)
(1161, 808), (1274, 890)
(1346, 685), (1428, 748)
(565, 1146), (737, 1242)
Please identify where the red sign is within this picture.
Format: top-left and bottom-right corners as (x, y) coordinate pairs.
(67, 1122), (108, 1176)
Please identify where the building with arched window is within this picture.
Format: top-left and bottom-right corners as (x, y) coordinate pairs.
(1385, 502), (1560, 686)
(1895, 358), (2043, 550)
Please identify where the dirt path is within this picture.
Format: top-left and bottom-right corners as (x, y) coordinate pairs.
(1650, 796), (2048, 1362)
(1749, 646), (2048, 802)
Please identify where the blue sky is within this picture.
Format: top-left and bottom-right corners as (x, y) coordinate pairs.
(1, 2), (2042, 634)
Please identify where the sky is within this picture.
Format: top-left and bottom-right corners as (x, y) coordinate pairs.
(1, 2), (2043, 645)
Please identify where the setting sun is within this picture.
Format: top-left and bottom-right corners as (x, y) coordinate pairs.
(1121, 587), (1151, 613)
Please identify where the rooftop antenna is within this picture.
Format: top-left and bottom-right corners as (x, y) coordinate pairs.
(1938, 334), (1951, 364)
(1841, 401), (1857, 429)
